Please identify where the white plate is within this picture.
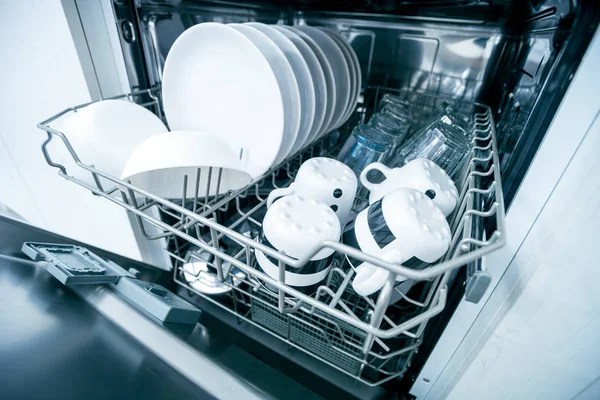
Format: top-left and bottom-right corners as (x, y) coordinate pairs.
(332, 29), (362, 126)
(272, 25), (327, 149)
(322, 28), (361, 129)
(54, 99), (168, 184)
(321, 28), (356, 130)
(245, 23), (315, 156)
(121, 130), (252, 199)
(285, 26), (337, 139)
(347, 36), (362, 122)
(295, 26), (351, 134)
(162, 22), (284, 178)
(230, 24), (301, 166)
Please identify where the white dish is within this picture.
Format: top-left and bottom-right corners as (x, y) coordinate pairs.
(285, 26), (337, 139)
(271, 25), (327, 149)
(321, 28), (356, 130)
(347, 38), (362, 122)
(335, 30), (362, 125)
(323, 28), (361, 128)
(161, 22), (284, 178)
(245, 23), (315, 156)
(121, 130), (252, 199)
(54, 99), (168, 185)
(230, 23), (301, 166)
(295, 26), (351, 134)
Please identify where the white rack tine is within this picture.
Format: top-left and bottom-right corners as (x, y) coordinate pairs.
(193, 167), (202, 213)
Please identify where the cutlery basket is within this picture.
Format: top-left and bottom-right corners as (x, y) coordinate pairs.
(38, 86), (505, 386)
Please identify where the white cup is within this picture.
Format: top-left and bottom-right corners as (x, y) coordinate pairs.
(256, 195), (341, 293)
(267, 157), (358, 226)
(359, 158), (459, 217)
(343, 188), (451, 297)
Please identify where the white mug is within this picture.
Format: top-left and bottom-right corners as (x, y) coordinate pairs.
(256, 195), (341, 293)
(343, 188), (451, 297)
(267, 157), (357, 226)
(359, 158), (459, 217)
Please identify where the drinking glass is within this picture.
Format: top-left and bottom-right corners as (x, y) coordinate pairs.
(391, 120), (470, 178)
(337, 124), (393, 176)
(337, 124), (393, 212)
(378, 93), (413, 118)
(368, 112), (410, 154)
(430, 101), (472, 138)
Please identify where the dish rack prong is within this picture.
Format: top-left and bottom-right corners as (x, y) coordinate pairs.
(38, 85), (505, 386)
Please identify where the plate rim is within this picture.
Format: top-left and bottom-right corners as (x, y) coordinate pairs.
(229, 23), (301, 167)
(333, 28), (362, 126)
(245, 22), (315, 158)
(321, 27), (358, 130)
(295, 25), (351, 135)
(283, 25), (337, 141)
(161, 22), (285, 178)
(271, 24), (328, 149)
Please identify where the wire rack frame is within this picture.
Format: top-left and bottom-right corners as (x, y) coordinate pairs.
(37, 85), (505, 386)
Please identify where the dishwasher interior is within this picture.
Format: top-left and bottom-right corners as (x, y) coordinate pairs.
(39, 0), (599, 395)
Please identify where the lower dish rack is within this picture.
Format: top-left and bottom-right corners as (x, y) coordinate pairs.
(38, 86), (505, 386)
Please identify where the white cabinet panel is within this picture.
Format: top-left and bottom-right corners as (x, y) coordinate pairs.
(445, 111), (600, 400)
(0, 0), (142, 261)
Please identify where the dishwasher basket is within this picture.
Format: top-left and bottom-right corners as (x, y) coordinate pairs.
(38, 86), (505, 386)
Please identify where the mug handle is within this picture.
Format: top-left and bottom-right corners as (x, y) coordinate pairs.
(353, 263), (385, 297)
(359, 162), (393, 191)
(352, 249), (408, 296)
(267, 183), (296, 208)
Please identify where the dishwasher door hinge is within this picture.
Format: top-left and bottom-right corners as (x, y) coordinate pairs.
(22, 242), (201, 325)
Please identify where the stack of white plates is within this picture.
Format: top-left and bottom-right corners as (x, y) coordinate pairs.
(161, 22), (361, 180)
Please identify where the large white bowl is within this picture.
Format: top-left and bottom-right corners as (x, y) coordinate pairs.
(54, 99), (168, 184)
(229, 23), (301, 167)
(161, 22), (285, 178)
(121, 131), (252, 199)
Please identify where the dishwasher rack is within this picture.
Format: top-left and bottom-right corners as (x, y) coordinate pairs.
(38, 86), (505, 386)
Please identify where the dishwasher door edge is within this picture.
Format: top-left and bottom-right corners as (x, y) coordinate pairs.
(65, 278), (273, 400)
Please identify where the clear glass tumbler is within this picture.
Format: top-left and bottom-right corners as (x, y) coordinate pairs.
(430, 101), (473, 139)
(378, 93), (413, 118)
(338, 124), (393, 175)
(368, 112), (410, 155)
(337, 124), (393, 212)
(391, 120), (470, 178)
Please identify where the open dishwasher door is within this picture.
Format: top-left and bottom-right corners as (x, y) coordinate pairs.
(35, 0), (600, 398)
(0, 216), (349, 399)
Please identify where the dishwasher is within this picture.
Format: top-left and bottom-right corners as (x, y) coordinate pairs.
(32, 0), (600, 398)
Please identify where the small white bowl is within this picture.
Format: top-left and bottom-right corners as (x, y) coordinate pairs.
(121, 130), (252, 199)
(51, 99), (168, 185)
